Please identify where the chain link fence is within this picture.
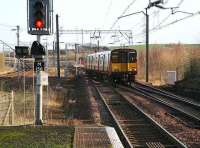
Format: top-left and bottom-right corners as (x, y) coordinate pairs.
(0, 73), (35, 126)
(0, 91), (13, 125)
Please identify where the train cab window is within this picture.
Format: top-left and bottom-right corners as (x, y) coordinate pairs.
(128, 52), (137, 63)
(111, 53), (119, 63)
(121, 52), (128, 63)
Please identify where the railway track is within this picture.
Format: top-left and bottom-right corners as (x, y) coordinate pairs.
(0, 69), (33, 81)
(0, 60), (33, 80)
(93, 81), (186, 148)
(119, 82), (200, 124)
(135, 81), (200, 108)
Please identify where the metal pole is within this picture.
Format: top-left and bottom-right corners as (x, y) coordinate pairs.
(81, 29), (84, 45)
(32, 61), (35, 124)
(23, 58), (26, 125)
(97, 40), (100, 52)
(45, 39), (48, 72)
(35, 35), (43, 125)
(17, 26), (20, 46)
(74, 44), (76, 69)
(45, 40), (49, 121)
(11, 90), (14, 125)
(37, 35), (41, 42)
(52, 41), (54, 67)
(56, 14), (60, 78)
(12, 26), (19, 69)
(35, 72), (43, 125)
(145, 8), (149, 83)
(64, 43), (68, 77)
(75, 44), (78, 77)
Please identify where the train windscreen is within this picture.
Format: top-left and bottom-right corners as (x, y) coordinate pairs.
(111, 52), (127, 63)
(111, 52), (119, 63)
(111, 50), (136, 63)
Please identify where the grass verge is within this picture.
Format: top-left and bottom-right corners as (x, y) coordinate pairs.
(0, 126), (74, 148)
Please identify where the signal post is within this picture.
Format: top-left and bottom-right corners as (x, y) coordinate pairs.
(28, 0), (52, 125)
(31, 41), (46, 125)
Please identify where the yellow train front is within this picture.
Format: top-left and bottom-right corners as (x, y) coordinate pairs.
(110, 48), (137, 83)
(86, 48), (137, 84)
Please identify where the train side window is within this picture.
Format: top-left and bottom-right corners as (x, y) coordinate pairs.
(108, 54), (110, 71)
(91, 56), (93, 66)
(89, 57), (91, 67)
(100, 55), (102, 65)
(103, 55), (105, 71)
(87, 57), (89, 67)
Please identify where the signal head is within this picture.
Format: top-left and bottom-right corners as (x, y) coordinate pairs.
(34, 1), (44, 10)
(34, 1), (45, 28)
(28, 0), (52, 35)
(35, 19), (44, 29)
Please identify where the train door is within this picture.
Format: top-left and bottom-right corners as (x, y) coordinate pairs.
(102, 55), (105, 72)
(92, 56), (94, 70)
(89, 56), (91, 70)
(128, 52), (137, 63)
(121, 51), (128, 72)
(98, 54), (100, 72)
(86, 56), (90, 70)
(128, 51), (137, 74)
(108, 53), (110, 74)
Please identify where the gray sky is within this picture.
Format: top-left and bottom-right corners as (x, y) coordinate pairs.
(0, 0), (200, 47)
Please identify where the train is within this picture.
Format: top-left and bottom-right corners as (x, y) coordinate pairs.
(85, 48), (137, 84)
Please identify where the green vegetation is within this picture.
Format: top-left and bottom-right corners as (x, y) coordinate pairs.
(0, 126), (74, 148)
(184, 58), (200, 78)
(0, 80), (10, 91)
(0, 131), (26, 142)
(176, 77), (200, 90)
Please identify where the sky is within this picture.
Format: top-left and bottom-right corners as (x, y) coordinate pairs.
(0, 0), (200, 49)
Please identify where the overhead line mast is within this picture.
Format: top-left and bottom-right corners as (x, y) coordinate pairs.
(118, 0), (164, 82)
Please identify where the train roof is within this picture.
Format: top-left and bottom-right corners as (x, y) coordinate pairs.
(87, 48), (136, 57)
(111, 48), (136, 52)
(87, 50), (111, 57)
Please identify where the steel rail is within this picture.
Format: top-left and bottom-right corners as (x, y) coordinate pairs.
(119, 85), (200, 124)
(135, 81), (200, 108)
(93, 82), (186, 148)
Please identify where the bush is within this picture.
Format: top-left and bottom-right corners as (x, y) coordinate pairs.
(0, 81), (11, 91)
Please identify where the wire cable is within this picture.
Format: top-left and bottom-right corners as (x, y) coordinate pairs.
(102, 0), (113, 28)
(110, 0), (137, 29)
(132, 0), (186, 37)
(153, 11), (200, 31)
(0, 23), (15, 28)
(133, 11), (200, 37)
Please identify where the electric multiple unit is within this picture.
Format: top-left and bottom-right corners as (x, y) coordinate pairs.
(86, 48), (137, 83)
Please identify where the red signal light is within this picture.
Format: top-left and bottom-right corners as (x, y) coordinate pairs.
(35, 19), (44, 29)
